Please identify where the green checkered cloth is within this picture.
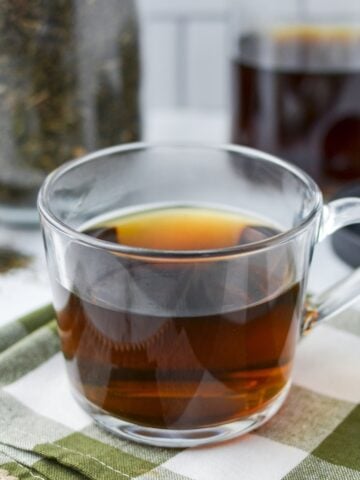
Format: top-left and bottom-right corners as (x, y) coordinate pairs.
(0, 304), (359, 480)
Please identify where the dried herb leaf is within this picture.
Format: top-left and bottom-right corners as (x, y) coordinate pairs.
(0, 247), (31, 273)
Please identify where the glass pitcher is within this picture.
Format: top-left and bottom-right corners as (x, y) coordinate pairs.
(230, 0), (360, 194)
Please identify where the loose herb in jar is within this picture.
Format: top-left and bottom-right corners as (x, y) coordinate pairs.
(0, 0), (141, 217)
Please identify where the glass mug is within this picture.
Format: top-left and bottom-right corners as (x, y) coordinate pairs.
(38, 144), (360, 447)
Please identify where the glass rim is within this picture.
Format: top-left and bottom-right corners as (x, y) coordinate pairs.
(38, 142), (323, 259)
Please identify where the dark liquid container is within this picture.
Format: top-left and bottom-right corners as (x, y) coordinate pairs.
(231, 27), (360, 192)
(52, 207), (302, 429)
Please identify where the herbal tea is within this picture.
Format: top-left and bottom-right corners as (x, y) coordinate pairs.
(232, 27), (360, 191)
(53, 207), (302, 429)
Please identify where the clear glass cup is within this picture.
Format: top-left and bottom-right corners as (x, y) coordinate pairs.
(38, 144), (360, 447)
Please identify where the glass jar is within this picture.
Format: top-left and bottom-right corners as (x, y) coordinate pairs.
(0, 0), (141, 224)
(230, 0), (360, 195)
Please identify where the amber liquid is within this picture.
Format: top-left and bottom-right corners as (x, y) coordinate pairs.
(54, 207), (301, 429)
(232, 27), (360, 191)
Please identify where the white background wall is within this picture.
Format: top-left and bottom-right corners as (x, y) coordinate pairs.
(138, 0), (228, 110)
(138, 0), (360, 110)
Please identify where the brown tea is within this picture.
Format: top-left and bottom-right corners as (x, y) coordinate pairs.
(232, 27), (360, 192)
(53, 207), (301, 429)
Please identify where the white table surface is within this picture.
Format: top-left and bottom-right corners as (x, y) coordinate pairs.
(0, 108), (355, 327)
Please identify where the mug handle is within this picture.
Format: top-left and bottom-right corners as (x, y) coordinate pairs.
(303, 198), (360, 334)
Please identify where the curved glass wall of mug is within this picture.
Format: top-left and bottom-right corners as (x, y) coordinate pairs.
(230, 0), (360, 195)
(41, 145), (320, 235)
(39, 144), (323, 446)
(0, 0), (142, 225)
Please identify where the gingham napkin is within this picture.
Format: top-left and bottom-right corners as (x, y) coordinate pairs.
(0, 304), (359, 480)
